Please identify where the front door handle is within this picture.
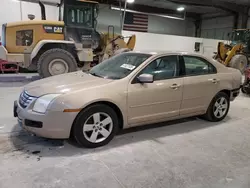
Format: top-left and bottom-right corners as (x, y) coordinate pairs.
(170, 84), (181, 89)
(208, 78), (220, 84)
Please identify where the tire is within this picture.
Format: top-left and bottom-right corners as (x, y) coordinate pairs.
(72, 104), (119, 148)
(241, 87), (247, 93)
(228, 55), (248, 74)
(203, 92), (230, 122)
(37, 48), (77, 78)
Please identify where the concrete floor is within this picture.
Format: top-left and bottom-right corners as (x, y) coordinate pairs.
(1, 82), (250, 188)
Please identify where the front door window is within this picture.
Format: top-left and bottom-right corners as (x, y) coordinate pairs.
(139, 55), (179, 80)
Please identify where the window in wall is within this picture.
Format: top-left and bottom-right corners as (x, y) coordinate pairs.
(16, 30), (33, 46)
(140, 55), (179, 81)
(183, 56), (216, 76)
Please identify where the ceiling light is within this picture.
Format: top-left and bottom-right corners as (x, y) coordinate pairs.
(127, 0), (135, 3)
(177, 6), (185, 12)
(111, 6), (185, 20)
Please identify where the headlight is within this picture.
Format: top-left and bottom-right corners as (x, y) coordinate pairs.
(33, 94), (61, 114)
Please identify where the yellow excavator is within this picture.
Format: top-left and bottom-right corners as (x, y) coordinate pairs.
(0, 0), (136, 78)
(214, 29), (250, 73)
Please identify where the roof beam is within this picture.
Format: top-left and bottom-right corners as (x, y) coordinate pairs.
(96, 0), (200, 19)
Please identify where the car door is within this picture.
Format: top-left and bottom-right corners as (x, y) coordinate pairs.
(127, 55), (184, 126)
(180, 55), (219, 115)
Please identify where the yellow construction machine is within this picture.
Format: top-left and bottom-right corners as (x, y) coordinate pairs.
(0, 0), (136, 78)
(214, 29), (250, 73)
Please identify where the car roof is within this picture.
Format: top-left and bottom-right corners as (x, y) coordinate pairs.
(130, 50), (207, 58)
(128, 50), (225, 68)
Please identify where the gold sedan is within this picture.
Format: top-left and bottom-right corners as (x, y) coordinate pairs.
(14, 52), (242, 148)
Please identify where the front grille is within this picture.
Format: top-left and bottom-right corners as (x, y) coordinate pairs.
(19, 91), (36, 108)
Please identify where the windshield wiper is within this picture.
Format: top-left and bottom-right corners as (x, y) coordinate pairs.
(89, 72), (103, 78)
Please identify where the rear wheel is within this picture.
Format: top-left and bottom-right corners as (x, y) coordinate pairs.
(72, 104), (119, 148)
(37, 48), (77, 78)
(229, 54), (248, 74)
(203, 92), (230, 122)
(241, 86), (247, 93)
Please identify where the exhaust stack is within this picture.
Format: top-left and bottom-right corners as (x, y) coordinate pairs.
(39, 1), (46, 20)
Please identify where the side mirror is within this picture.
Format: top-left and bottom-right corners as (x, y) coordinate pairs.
(137, 74), (154, 83)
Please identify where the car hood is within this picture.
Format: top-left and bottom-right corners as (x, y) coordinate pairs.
(24, 71), (113, 96)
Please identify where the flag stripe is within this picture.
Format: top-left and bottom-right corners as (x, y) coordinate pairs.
(124, 24), (148, 29)
(133, 14), (148, 19)
(134, 18), (148, 22)
(133, 21), (148, 25)
(124, 28), (147, 32)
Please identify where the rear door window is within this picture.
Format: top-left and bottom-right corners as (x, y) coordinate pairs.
(183, 56), (217, 76)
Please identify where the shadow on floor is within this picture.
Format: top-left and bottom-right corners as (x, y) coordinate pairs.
(9, 115), (233, 158)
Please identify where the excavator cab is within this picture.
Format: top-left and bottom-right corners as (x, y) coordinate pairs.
(58, 0), (101, 50)
(231, 29), (250, 55)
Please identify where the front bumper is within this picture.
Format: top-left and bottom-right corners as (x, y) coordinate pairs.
(230, 86), (241, 101)
(13, 100), (78, 139)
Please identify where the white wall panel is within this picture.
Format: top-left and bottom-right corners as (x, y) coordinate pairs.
(122, 30), (225, 58)
(21, 2), (58, 21)
(0, 0), (21, 37)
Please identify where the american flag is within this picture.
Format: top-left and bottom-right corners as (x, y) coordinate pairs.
(123, 12), (148, 32)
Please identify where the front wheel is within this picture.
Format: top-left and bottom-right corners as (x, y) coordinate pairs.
(72, 104), (119, 148)
(37, 48), (77, 78)
(228, 55), (248, 74)
(203, 92), (230, 122)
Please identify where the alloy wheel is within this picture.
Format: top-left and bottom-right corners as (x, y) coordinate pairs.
(83, 112), (113, 143)
(213, 97), (228, 118)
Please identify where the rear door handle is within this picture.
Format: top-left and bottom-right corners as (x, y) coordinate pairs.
(170, 84), (181, 89)
(208, 78), (220, 84)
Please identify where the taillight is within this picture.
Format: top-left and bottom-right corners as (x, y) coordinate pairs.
(0, 42), (2, 46)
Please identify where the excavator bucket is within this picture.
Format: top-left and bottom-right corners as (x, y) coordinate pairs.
(224, 43), (244, 65)
(126, 35), (136, 50)
(217, 42), (228, 61)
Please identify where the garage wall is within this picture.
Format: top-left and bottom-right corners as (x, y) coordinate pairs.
(247, 9), (250, 28)
(21, 1), (59, 21)
(0, 1), (195, 37)
(201, 16), (234, 40)
(147, 15), (195, 36)
(122, 30), (225, 58)
(0, 0), (21, 37)
(96, 5), (122, 34)
(98, 4), (195, 36)
(0, 0), (58, 37)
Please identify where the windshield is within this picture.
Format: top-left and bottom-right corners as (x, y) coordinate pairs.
(89, 53), (152, 80)
(68, 6), (93, 28)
